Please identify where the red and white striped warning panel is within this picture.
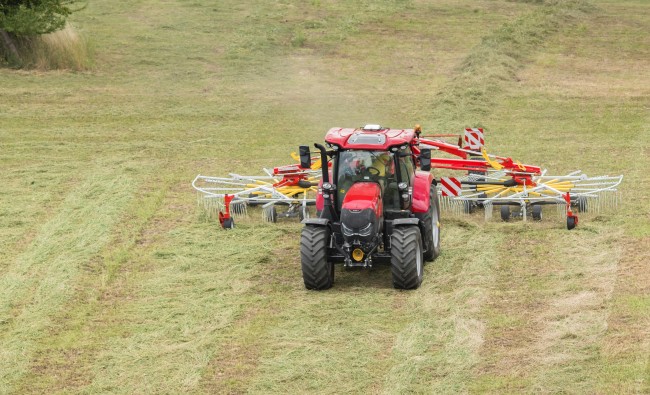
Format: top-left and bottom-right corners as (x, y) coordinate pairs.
(440, 177), (462, 197)
(464, 128), (485, 151)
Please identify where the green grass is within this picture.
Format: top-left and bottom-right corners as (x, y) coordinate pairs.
(0, 0), (648, 393)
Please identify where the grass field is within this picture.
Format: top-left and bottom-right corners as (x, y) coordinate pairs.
(1, 0), (648, 393)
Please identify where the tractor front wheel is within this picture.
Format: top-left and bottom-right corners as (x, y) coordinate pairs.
(391, 226), (424, 290)
(300, 226), (334, 290)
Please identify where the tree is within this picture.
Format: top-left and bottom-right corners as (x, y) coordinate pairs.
(0, 0), (84, 62)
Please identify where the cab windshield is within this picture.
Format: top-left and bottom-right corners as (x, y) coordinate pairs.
(336, 150), (394, 208)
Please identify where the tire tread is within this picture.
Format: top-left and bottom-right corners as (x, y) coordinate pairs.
(391, 226), (423, 290)
(300, 226), (333, 290)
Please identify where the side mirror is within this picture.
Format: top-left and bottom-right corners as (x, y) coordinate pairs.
(420, 149), (431, 172)
(299, 145), (311, 169)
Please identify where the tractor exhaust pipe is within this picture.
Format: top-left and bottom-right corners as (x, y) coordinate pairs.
(313, 143), (329, 183)
(313, 143), (339, 221)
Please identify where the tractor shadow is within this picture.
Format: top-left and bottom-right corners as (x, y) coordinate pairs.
(332, 265), (396, 290)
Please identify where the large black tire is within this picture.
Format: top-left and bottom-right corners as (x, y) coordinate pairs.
(390, 226), (424, 290)
(532, 205), (542, 221)
(300, 226), (334, 290)
(417, 185), (441, 262)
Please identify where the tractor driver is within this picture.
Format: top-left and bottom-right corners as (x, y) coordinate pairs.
(371, 152), (393, 179)
(341, 151), (392, 183)
(337, 151), (393, 207)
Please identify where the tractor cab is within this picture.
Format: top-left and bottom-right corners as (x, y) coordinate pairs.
(323, 125), (420, 212)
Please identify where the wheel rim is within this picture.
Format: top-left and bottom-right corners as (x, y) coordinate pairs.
(416, 239), (423, 276)
(432, 207), (440, 249)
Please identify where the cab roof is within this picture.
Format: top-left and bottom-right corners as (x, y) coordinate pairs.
(324, 126), (416, 150)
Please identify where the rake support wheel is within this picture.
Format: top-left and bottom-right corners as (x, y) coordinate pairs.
(222, 217), (234, 229)
(300, 226), (334, 290)
(500, 205), (510, 222)
(299, 205), (309, 221)
(463, 200), (475, 214)
(391, 226), (424, 290)
(567, 215), (577, 230)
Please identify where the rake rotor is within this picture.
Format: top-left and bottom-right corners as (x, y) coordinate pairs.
(422, 128), (624, 229)
(193, 158), (321, 229)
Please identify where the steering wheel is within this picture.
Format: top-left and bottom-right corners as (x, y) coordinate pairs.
(365, 166), (381, 177)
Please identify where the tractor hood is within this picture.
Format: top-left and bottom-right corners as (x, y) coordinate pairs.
(341, 182), (383, 214)
(340, 182), (383, 247)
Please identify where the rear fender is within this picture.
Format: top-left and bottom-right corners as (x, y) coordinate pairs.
(392, 218), (420, 227)
(411, 171), (434, 213)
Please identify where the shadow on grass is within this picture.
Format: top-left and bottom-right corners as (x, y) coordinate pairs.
(331, 265), (396, 290)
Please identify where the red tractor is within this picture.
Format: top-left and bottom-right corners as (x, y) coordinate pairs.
(298, 125), (440, 290)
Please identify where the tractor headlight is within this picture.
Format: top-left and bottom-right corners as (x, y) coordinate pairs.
(322, 182), (332, 190)
(341, 222), (354, 236)
(398, 182), (408, 191)
(358, 223), (373, 237)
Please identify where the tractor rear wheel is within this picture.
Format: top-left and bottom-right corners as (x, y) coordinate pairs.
(300, 226), (334, 290)
(390, 226), (423, 290)
(417, 185), (441, 262)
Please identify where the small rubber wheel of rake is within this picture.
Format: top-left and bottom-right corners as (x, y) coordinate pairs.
(299, 205), (310, 221)
(500, 205), (511, 222)
(532, 205), (542, 221)
(222, 217), (235, 229)
(567, 216), (577, 230)
(247, 193), (261, 207)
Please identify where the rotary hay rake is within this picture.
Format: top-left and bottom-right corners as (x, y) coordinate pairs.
(193, 127), (622, 230)
(192, 157), (322, 228)
(421, 128), (623, 229)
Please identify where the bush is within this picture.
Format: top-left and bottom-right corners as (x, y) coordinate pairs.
(0, 0), (90, 70)
(1, 24), (92, 70)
